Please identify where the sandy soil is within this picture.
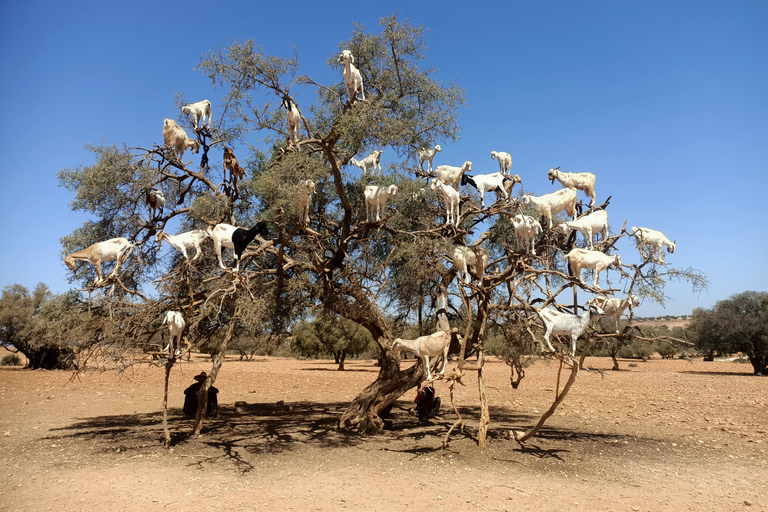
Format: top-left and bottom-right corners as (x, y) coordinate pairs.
(1, 354), (766, 511)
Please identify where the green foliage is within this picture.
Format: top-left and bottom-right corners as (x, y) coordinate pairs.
(291, 312), (375, 361)
(1, 354), (21, 366)
(688, 291), (768, 374)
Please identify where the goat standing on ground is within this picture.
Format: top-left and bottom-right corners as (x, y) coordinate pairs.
(513, 214), (543, 255)
(630, 226), (676, 264)
(339, 50), (365, 101)
(460, 172), (512, 208)
(162, 311), (185, 355)
(538, 304), (605, 356)
(64, 237), (136, 284)
(146, 189), (165, 220)
(417, 145), (441, 173)
(452, 245), (489, 283)
(212, 222), (269, 271)
(364, 184), (398, 221)
(521, 187), (578, 229)
(556, 209), (609, 250)
(588, 294), (640, 333)
(350, 150), (384, 176)
(155, 229), (211, 262)
(564, 248), (622, 288)
(282, 96), (301, 143)
(163, 119), (199, 163)
(393, 331), (452, 381)
(181, 99), (212, 131)
(490, 151), (512, 174)
(296, 179), (316, 225)
(548, 167), (597, 207)
(429, 177), (461, 227)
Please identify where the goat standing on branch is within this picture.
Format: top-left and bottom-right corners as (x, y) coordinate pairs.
(521, 187), (578, 229)
(461, 171), (512, 208)
(490, 151), (512, 174)
(537, 304), (605, 356)
(548, 167), (597, 207)
(631, 226), (676, 264)
(430, 177), (461, 227)
(364, 184), (398, 222)
(146, 189), (165, 220)
(64, 237), (136, 285)
(588, 294), (640, 333)
(212, 222), (269, 271)
(296, 179), (316, 225)
(513, 214), (542, 255)
(282, 96), (301, 143)
(350, 150), (384, 176)
(162, 311), (185, 355)
(155, 229), (211, 262)
(223, 147), (246, 184)
(163, 119), (199, 164)
(564, 248), (622, 289)
(339, 50), (365, 102)
(393, 331), (452, 381)
(452, 245), (489, 283)
(556, 209), (609, 250)
(417, 145), (441, 173)
(181, 99), (212, 132)
(435, 161), (471, 190)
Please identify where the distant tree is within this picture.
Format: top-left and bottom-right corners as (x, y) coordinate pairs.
(689, 291), (768, 374)
(292, 312), (374, 370)
(0, 284), (78, 369)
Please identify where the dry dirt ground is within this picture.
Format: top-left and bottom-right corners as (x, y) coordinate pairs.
(1, 354), (766, 512)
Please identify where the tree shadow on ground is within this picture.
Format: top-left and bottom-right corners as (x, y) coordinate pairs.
(44, 399), (643, 473)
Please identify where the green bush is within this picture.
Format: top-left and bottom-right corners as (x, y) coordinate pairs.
(1, 354), (22, 366)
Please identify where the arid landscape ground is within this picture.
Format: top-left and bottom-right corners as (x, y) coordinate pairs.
(1, 352), (766, 511)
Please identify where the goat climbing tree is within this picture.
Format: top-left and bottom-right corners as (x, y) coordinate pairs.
(59, 14), (707, 447)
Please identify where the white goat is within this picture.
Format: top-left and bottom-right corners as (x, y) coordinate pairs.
(538, 304), (605, 356)
(162, 311), (185, 355)
(282, 96), (300, 143)
(548, 167), (597, 207)
(392, 330), (452, 381)
(521, 187), (578, 229)
(513, 214), (543, 255)
(364, 184), (398, 222)
(296, 179), (316, 225)
(630, 227), (676, 264)
(181, 99), (212, 131)
(490, 151), (512, 174)
(460, 172), (512, 208)
(564, 248), (622, 289)
(350, 150), (384, 176)
(435, 161), (472, 190)
(146, 189), (165, 220)
(452, 245), (489, 283)
(494, 174), (521, 202)
(588, 294), (640, 333)
(155, 229), (211, 261)
(64, 237), (135, 284)
(339, 50), (365, 101)
(163, 119), (199, 163)
(417, 145), (441, 173)
(556, 209), (609, 250)
(429, 177), (461, 227)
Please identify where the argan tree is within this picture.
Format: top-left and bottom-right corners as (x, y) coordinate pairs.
(59, 14), (707, 447)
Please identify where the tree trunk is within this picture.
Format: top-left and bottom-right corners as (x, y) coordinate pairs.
(339, 347), (424, 434)
(162, 356), (175, 448)
(335, 349), (346, 371)
(193, 304), (239, 436)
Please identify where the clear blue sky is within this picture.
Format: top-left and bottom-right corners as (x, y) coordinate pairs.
(0, 0), (766, 317)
